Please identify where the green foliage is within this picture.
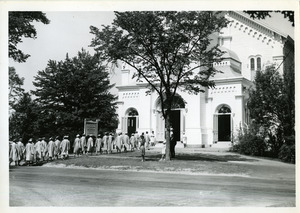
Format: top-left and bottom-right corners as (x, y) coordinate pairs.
(248, 66), (285, 127)
(31, 49), (118, 137)
(247, 65), (295, 158)
(234, 64), (295, 162)
(232, 124), (266, 156)
(9, 67), (25, 112)
(278, 135), (295, 163)
(9, 92), (39, 143)
(9, 11), (50, 63)
(244, 11), (294, 26)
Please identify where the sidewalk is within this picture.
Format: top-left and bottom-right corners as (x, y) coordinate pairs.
(43, 146), (295, 181)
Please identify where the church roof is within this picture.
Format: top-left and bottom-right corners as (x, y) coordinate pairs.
(229, 11), (289, 39)
(218, 46), (241, 63)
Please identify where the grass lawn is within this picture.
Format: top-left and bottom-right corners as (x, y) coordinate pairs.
(45, 147), (253, 176)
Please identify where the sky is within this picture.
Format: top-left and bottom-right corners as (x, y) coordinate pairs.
(9, 11), (295, 94)
(9, 11), (117, 93)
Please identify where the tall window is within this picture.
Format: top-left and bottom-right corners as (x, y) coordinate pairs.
(249, 55), (262, 71)
(257, 57), (261, 71)
(250, 58), (255, 70)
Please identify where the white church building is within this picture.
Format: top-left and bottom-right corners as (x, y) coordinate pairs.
(114, 11), (291, 147)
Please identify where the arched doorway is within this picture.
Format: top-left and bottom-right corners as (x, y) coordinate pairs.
(213, 105), (232, 142)
(155, 94), (186, 142)
(122, 108), (139, 136)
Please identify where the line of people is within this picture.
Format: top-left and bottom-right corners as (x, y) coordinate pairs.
(9, 136), (72, 166)
(9, 131), (157, 166)
(73, 131), (156, 157)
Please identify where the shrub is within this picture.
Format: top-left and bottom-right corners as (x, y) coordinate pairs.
(237, 134), (266, 156)
(278, 135), (295, 163)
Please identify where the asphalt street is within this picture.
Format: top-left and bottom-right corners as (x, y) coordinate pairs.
(9, 166), (295, 207)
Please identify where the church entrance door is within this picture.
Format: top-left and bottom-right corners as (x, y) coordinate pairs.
(171, 110), (181, 142)
(218, 114), (231, 141)
(127, 117), (136, 137)
(214, 105), (232, 142)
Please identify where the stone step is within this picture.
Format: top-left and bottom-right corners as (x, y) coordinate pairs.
(211, 141), (232, 148)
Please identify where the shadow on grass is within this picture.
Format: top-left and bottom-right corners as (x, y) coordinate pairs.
(144, 152), (258, 162)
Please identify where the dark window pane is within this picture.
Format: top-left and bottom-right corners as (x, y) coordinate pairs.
(257, 57), (261, 71)
(250, 58), (255, 70)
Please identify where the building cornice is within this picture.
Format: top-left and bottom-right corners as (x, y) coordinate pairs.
(213, 76), (252, 86)
(230, 11), (288, 39)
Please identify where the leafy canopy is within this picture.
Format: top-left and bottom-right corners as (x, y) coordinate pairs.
(9, 92), (39, 142)
(244, 11), (294, 27)
(90, 11), (228, 109)
(32, 49), (118, 135)
(9, 67), (25, 111)
(9, 11), (50, 63)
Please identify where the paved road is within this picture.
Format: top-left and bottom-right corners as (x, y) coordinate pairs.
(9, 166), (295, 207)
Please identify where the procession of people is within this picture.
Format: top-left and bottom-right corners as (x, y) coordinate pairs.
(9, 131), (158, 166)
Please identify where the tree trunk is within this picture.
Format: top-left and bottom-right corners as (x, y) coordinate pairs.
(165, 109), (171, 161)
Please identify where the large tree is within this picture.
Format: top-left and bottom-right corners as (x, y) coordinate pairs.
(9, 11), (50, 63)
(9, 66), (25, 113)
(247, 66), (288, 156)
(90, 11), (228, 160)
(9, 92), (39, 143)
(31, 49), (118, 138)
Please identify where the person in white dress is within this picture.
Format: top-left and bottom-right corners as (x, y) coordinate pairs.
(73, 134), (81, 157)
(16, 138), (25, 165)
(150, 131), (156, 146)
(54, 136), (61, 159)
(47, 137), (56, 161)
(86, 135), (94, 155)
(80, 134), (87, 155)
(9, 140), (19, 166)
(95, 134), (102, 155)
(60, 136), (70, 160)
(24, 138), (34, 165)
(123, 133), (130, 152)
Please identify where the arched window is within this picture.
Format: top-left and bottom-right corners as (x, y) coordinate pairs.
(156, 94), (185, 109)
(218, 106), (231, 113)
(249, 56), (262, 71)
(257, 57), (261, 71)
(127, 108), (139, 116)
(250, 58), (255, 70)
